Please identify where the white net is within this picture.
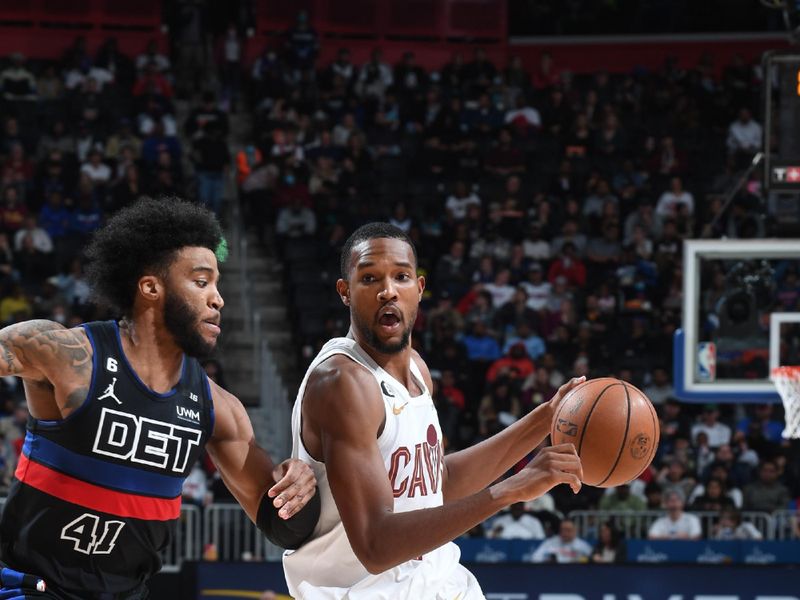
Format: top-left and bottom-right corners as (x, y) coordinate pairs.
(771, 366), (800, 439)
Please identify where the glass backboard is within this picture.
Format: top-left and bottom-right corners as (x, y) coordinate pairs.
(674, 239), (800, 403)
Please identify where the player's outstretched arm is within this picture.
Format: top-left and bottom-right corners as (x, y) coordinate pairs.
(206, 378), (319, 548)
(438, 369), (586, 502)
(305, 357), (583, 574)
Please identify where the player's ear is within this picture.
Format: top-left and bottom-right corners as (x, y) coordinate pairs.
(417, 274), (425, 301)
(138, 274), (162, 302)
(336, 278), (350, 306)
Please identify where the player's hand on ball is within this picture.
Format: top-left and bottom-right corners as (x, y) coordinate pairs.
(268, 459), (317, 519)
(506, 443), (584, 501)
(545, 376), (586, 418)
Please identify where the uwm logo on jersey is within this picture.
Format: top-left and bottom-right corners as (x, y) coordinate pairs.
(387, 425), (444, 499)
(92, 407), (202, 474)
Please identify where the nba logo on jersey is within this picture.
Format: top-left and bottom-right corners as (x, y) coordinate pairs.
(696, 342), (716, 382)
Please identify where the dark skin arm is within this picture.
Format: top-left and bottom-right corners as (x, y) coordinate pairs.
(205, 379), (316, 521)
(303, 355), (583, 574)
(410, 352), (586, 502)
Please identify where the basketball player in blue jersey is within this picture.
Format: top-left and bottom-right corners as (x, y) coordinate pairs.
(283, 222), (585, 599)
(0, 198), (319, 599)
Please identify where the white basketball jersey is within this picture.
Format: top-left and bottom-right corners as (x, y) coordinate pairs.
(283, 337), (484, 600)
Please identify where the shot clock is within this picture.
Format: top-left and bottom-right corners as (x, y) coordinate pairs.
(764, 51), (800, 191)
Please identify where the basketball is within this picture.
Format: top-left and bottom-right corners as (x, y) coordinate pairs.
(550, 378), (660, 488)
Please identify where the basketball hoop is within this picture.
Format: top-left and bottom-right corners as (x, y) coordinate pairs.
(771, 366), (800, 439)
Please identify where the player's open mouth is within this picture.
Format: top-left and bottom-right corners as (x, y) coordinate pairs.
(378, 309), (401, 332)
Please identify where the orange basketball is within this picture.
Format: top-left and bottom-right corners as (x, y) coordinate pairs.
(550, 377), (660, 487)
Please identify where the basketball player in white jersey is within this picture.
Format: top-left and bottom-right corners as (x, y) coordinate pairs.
(283, 223), (585, 599)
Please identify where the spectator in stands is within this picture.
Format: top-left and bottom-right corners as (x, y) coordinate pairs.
(519, 366), (555, 412)
(726, 108), (762, 159)
(445, 180), (481, 222)
(547, 242), (586, 288)
(713, 508), (763, 540)
(599, 484), (646, 512)
(276, 196), (317, 243)
(689, 477), (736, 512)
(356, 49), (392, 104)
(657, 458), (696, 500)
(591, 522), (626, 563)
(105, 118), (142, 163)
(737, 404), (784, 444)
(0, 186), (27, 235)
(0, 282), (33, 324)
(0, 53), (37, 102)
(217, 25), (243, 113)
(489, 502), (545, 540)
(647, 489), (702, 540)
(691, 404), (732, 449)
(483, 268), (516, 309)
(13, 215), (52, 255)
(643, 367), (672, 405)
(192, 121), (230, 216)
(531, 50), (560, 90)
(743, 460), (791, 513)
(95, 37), (135, 91)
(464, 47), (497, 95)
(656, 176), (694, 218)
(80, 149), (112, 188)
(529, 519), (592, 563)
(505, 94), (541, 137)
(36, 64), (63, 104)
(185, 91), (229, 141)
(702, 443), (754, 489)
(285, 10), (319, 75)
(486, 342), (535, 384)
(462, 320), (501, 364)
(182, 461), (211, 508)
(135, 39), (170, 74)
(133, 61), (174, 99)
(503, 320), (545, 361)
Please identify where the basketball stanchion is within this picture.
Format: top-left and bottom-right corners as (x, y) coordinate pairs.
(771, 366), (800, 439)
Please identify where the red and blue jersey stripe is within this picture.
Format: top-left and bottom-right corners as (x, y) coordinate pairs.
(15, 432), (183, 521)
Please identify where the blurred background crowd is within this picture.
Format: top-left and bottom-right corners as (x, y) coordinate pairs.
(0, 4), (797, 561)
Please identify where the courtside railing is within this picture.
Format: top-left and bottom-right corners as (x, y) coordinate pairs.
(203, 502), (283, 562)
(773, 509), (800, 540)
(570, 509), (776, 540)
(160, 504), (201, 572)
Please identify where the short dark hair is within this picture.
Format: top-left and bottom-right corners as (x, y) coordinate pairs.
(339, 222), (417, 280)
(84, 196), (223, 316)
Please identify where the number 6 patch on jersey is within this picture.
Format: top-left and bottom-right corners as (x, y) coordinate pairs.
(60, 514), (125, 555)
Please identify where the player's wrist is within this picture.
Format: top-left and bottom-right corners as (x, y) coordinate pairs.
(488, 479), (523, 506)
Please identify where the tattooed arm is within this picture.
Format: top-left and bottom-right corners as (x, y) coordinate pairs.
(0, 320), (93, 418)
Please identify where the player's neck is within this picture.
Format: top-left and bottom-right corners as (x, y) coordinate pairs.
(119, 316), (184, 393)
(349, 329), (415, 391)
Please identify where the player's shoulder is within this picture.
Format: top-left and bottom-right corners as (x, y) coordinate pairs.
(307, 353), (378, 398)
(304, 354), (383, 417)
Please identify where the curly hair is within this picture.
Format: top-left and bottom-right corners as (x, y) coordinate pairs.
(84, 196), (223, 316)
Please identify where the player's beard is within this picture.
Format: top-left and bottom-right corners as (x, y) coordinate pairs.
(164, 289), (216, 358)
(353, 307), (414, 355)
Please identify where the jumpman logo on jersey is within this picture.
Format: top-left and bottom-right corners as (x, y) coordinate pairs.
(98, 378), (121, 404)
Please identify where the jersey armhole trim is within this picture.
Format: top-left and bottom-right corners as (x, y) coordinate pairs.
(204, 375), (215, 439)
